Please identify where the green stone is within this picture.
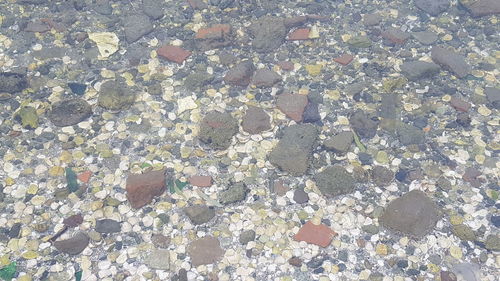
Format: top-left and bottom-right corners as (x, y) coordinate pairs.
(15, 106), (38, 129)
(347, 35), (372, 48)
(452, 224), (476, 241)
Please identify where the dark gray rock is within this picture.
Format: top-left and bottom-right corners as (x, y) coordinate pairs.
(485, 87), (500, 109)
(379, 94), (400, 119)
(431, 46), (471, 78)
(219, 183), (247, 205)
(95, 219), (121, 233)
(412, 31), (438, 45)
(363, 13), (381, 26)
(414, 0), (450, 16)
(249, 16), (287, 53)
(314, 166), (355, 198)
(94, 0), (112, 15)
(49, 98), (92, 127)
(380, 190), (441, 238)
(241, 106), (271, 134)
(400, 61), (441, 81)
(142, 0), (164, 20)
(323, 131), (353, 153)
(123, 13), (154, 43)
(239, 230), (256, 245)
(397, 123), (425, 145)
(184, 205), (215, 225)
(251, 68), (282, 88)
(485, 234), (500, 251)
(460, 0), (500, 17)
(269, 124), (318, 176)
(349, 110), (378, 139)
(293, 188), (309, 204)
(0, 72), (28, 93)
(53, 232), (90, 255)
(371, 166), (394, 186)
(224, 61), (255, 86)
(98, 80), (136, 110)
(199, 111), (238, 150)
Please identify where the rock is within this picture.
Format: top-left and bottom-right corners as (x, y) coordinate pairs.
(452, 224), (476, 241)
(142, 0), (164, 20)
(379, 190), (442, 238)
(460, 0), (500, 17)
(249, 16), (287, 53)
(400, 61), (440, 81)
(251, 68), (282, 88)
(48, 98), (92, 127)
(349, 110), (378, 139)
(276, 93), (308, 122)
(0, 72), (28, 93)
(397, 123), (425, 145)
(224, 61), (255, 86)
(144, 249), (170, 270)
(277, 61), (294, 71)
(15, 106), (38, 129)
(241, 106), (272, 134)
(151, 233), (170, 248)
(95, 219), (121, 233)
(184, 205), (215, 225)
(123, 13), (154, 43)
(379, 94), (400, 119)
(314, 166), (355, 198)
(199, 111), (238, 150)
(293, 188), (309, 204)
(414, 0), (450, 16)
(333, 54), (354, 66)
(287, 28), (310, 40)
(363, 13), (381, 26)
(484, 87), (500, 109)
(440, 271), (457, 281)
(97, 80), (136, 110)
(239, 230), (256, 245)
(157, 45), (191, 64)
(381, 27), (410, 45)
(450, 96), (471, 112)
(347, 35), (371, 48)
(187, 236), (225, 266)
(53, 232), (90, 255)
(269, 124), (318, 176)
(195, 24), (232, 50)
(491, 215), (500, 228)
(288, 257), (303, 267)
(484, 234), (500, 251)
(451, 263), (481, 281)
(371, 166), (394, 186)
(323, 131), (353, 153)
(431, 46), (471, 78)
(412, 31), (438, 45)
(272, 180), (289, 196)
(302, 102), (321, 123)
(293, 221), (337, 247)
(188, 175), (213, 187)
(67, 82), (87, 95)
(219, 183), (247, 205)
(126, 169), (167, 209)
(184, 71), (214, 90)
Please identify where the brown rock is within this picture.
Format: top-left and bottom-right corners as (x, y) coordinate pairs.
(53, 232), (89, 255)
(252, 68), (282, 88)
(381, 27), (410, 45)
(334, 54), (354, 66)
(157, 45), (191, 64)
(283, 16), (308, 29)
(224, 61), (255, 86)
(151, 233), (171, 248)
(241, 106), (272, 134)
(195, 24), (231, 39)
(126, 169), (167, 209)
(287, 28), (310, 40)
(273, 180), (289, 196)
(288, 257), (303, 267)
(277, 61), (294, 71)
(462, 167), (482, 187)
(293, 221), (337, 247)
(189, 175), (213, 187)
(276, 93), (308, 122)
(450, 96), (471, 112)
(440, 271), (457, 281)
(187, 236), (225, 266)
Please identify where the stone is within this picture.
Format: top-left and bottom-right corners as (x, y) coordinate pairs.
(452, 224), (476, 241)
(187, 236), (225, 266)
(224, 61), (255, 86)
(184, 205), (215, 225)
(239, 230), (256, 245)
(277, 61), (294, 71)
(276, 93), (308, 122)
(249, 16), (287, 53)
(151, 233), (171, 248)
(314, 166), (355, 198)
(380, 190), (442, 238)
(397, 123), (425, 145)
(484, 234), (500, 251)
(0, 72), (28, 93)
(450, 96), (471, 112)
(333, 54), (354, 66)
(412, 31), (438, 45)
(288, 257), (303, 267)
(363, 13), (381, 26)
(400, 61), (440, 81)
(95, 219), (121, 233)
(287, 28), (310, 40)
(484, 87), (500, 109)
(371, 166), (394, 186)
(126, 169), (167, 209)
(48, 98), (92, 127)
(293, 188), (309, 204)
(381, 27), (410, 45)
(431, 46), (471, 79)
(157, 45), (191, 64)
(15, 106), (38, 129)
(323, 131), (353, 153)
(144, 249), (170, 270)
(440, 271), (457, 281)
(67, 82), (86, 95)
(251, 68), (282, 88)
(199, 111), (238, 150)
(53, 232), (90, 255)
(349, 110), (378, 139)
(273, 180), (289, 196)
(460, 0), (500, 17)
(347, 35), (371, 48)
(241, 106), (272, 134)
(269, 124), (318, 176)
(123, 13), (154, 43)
(142, 0), (164, 20)
(414, 0), (450, 16)
(195, 24), (232, 50)
(293, 221), (337, 247)
(302, 102), (321, 123)
(97, 80), (136, 110)
(219, 183), (247, 205)
(188, 175), (213, 187)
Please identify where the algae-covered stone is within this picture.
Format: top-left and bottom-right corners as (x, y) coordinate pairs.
(49, 98), (92, 127)
(199, 111), (238, 150)
(484, 234), (500, 251)
(314, 166), (355, 198)
(98, 80), (136, 110)
(452, 224), (476, 241)
(347, 36), (371, 48)
(184, 205), (215, 225)
(15, 106), (38, 129)
(0, 72), (28, 93)
(219, 183), (247, 205)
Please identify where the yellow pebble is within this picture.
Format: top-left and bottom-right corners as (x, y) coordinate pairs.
(17, 275), (32, 281)
(450, 215), (464, 225)
(376, 243), (388, 255)
(442, 34), (453, 41)
(305, 64), (322, 76)
(48, 166), (64, 177)
(21, 251), (38, 259)
(4, 177), (15, 186)
(428, 263), (440, 273)
(450, 245), (463, 259)
(478, 106), (491, 116)
(331, 265), (339, 273)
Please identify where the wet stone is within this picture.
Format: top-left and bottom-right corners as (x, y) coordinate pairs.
(371, 166), (394, 187)
(97, 80), (136, 111)
(302, 102), (321, 123)
(288, 257), (302, 267)
(126, 169), (167, 209)
(123, 13), (154, 43)
(142, 0), (164, 20)
(95, 219), (121, 233)
(157, 45), (192, 64)
(219, 183), (247, 205)
(67, 82), (86, 95)
(484, 87), (500, 109)
(440, 271), (457, 281)
(431, 46), (471, 79)
(452, 224), (476, 241)
(314, 166), (355, 198)
(144, 249), (170, 270)
(151, 233), (171, 248)
(400, 61), (440, 81)
(48, 98), (92, 127)
(380, 190), (442, 238)
(249, 16), (287, 53)
(183, 205), (215, 225)
(187, 236), (225, 266)
(412, 31), (438, 45)
(397, 123), (425, 145)
(199, 111), (238, 150)
(381, 27), (410, 45)
(252, 68), (282, 88)
(239, 230), (256, 245)
(323, 131), (353, 153)
(293, 188), (309, 204)
(349, 110), (378, 139)
(460, 0), (500, 17)
(224, 61), (255, 86)
(484, 234), (500, 251)
(414, 0), (450, 16)
(276, 93), (308, 122)
(293, 221), (337, 247)
(241, 106), (271, 134)
(53, 232), (90, 255)
(363, 13), (381, 26)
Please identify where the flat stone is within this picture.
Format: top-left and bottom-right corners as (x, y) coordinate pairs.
(484, 234), (500, 251)
(333, 54), (354, 66)
(371, 166), (394, 186)
(293, 188), (309, 204)
(144, 249), (170, 270)
(219, 183), (247, 205)
(187, 236), (225, 266)
(293, 221), (337, 247)
(273, 180), (289, 196)
(400, 61), (440, 81)
(277, 61), (294, 71)
(414, 0), (450, 16)
(48, 98), (92, 127)
(184, 205), (215, 225)
(287, 28), (310, 40)
(123, 13), (154, 43)
(199, 111), (238, 150)
(157, 45), (191, 64)
(126, 169), (167, 209)
(412, 31), (438, 45)
(95, 219), (121, 233)
(314, 166), (355, 198)
(397, 123), (425, 145)
(151, 233), (170, 248)
(460, 0), (500, 17)
(0, 72), (29, 93)
(450, 96), (471, 112)
(195, 24), (231, 39)
(142, 0), (164, 20)
(241, 106), (272, 134)
(239, 230), (256, 245)
(188, 175), (213, 187)
(484, 87), (500, 109)
(195, 24), (232, 50)
(381, 27), (410, 45)
(302, 102), (321, 123)
(276, 93), (308, 122)
(98, 80), (136, 111)
(251, 68), (282, 88)
(363, 13), (381, 26)
(53, 232), (90, 255)
(224, 61), (255, 86)
(380, 190), (442, 238)
(249, 16), (287, 53)
(323, 131), (353, 153)
(349, 110), (378, 139)
(431, 46), (471, 78)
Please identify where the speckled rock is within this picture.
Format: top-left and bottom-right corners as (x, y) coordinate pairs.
(371, 166), (394, 186)
(199, 111), (238, 150)
(484, 234), (500, 251)
(314, 166), (355, 198)
(241, 106), (271, 134)
(187, 236), (225, 266)
(239, 230), (256, 245)
(219, 183), (247, 205)
(323, 131), (353, 153)
(223, 60), (255, 86)
(48, 98), (92, 127)
(452, 224), (476, 241)
(400, 61), (441, 81)
(144, 249), (170, 270)
(98, 80), (136, 110)
(249, 16), (286, 53)
(126, 169), (167, 209)
(184, 205), (215, 225)
(431, 46), (471, 78)
(53, 232), (90, 255)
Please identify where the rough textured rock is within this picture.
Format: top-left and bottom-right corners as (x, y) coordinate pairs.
(397, 123), (425, 145)
(484, 87), (500, 109)
(95, 219), (121, 233)
(269, 124), (318, 176)
(276, 93), (308, 122)
(144, 249), (170, 270)
(293, 221), (337, 247)
(400, 61), (441, 81)
(460, 0), (500, 17)
(412, 31), (438, 45)
(323, 131), (353, 153)
(142, 0), (164, 20)
(371, 166), (394, 186)
(349, 110), (378, 139)
(380, 190), (442, 238)
(241, 106), (272, 134)
(199, 111), (238, 150)
(123, 13), (154, 43)
(195, 24), (232, 50)
(53, 232), (90, 255)
(0, 72), (28, 93)
(251, 68), (282, 88)
(49, 98), (92, 127)
(126, 169), (167, 209)
(414, 0), (450, 16)
(187, 236), (225, 266)
(224, 61), (255, 86)
(219, 183), (247, 205)
(249, 16), (287, 53)
(431, 46), (471, 78)
(314, 166), (355, 198)
(184, 205), (215, 225)
(485, 234), (500, 251)
(239, 230), (256, 245)
(98, 80), (136, 110)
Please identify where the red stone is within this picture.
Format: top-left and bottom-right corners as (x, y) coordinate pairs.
(293, 221), (337, 247)
(276, 93), (308, 122)
(157, 45), (191, 64)
(189, 175), (213, 187)
(288, 28), (310, 41)
(450, 96), (471, 112)
(277, 61), (294, 71)
(334, 54), (354, 66)
(195, 24), (231, 39)
(77, 171), (92, 183)
(126, 169), (167, 209)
